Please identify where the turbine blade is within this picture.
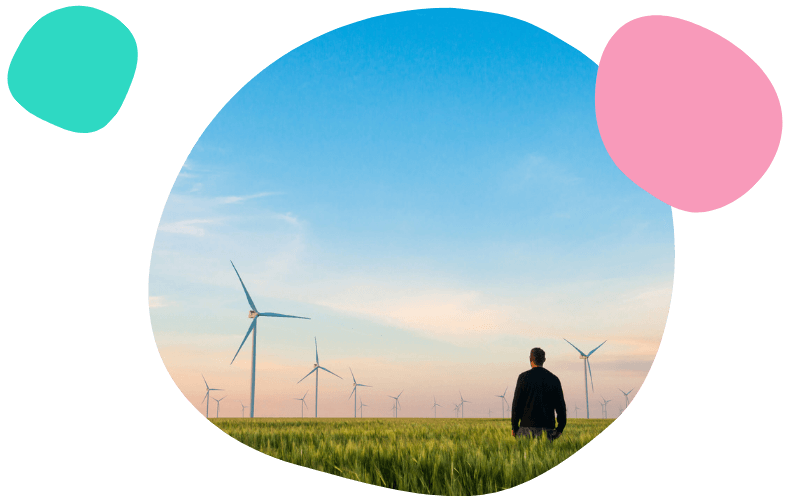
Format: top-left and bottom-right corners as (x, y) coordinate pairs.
(587, 340), (607, 356)
(297, 366), (318, 383)
(303, 400), (309, 409)
(258, 312), (310, 319)
(348, 386), (356, 400)
(503, 386), (508, 397)
(350, 367), (356, 384)
(202, 374), (209, 390)
(230, 318), (257, 365)
(397, 390), (404, 398)
(587, 358), (595, 392)
(202, 392), (208, 404)
(230, 261), (258, 312)
(318, 366), (342, 379)
(563, 338), (588, 357)
(315, 337), (319, 365)
(357, 384), (371, 388)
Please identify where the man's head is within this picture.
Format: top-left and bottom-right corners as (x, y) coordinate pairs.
(530, 347), (546, 367)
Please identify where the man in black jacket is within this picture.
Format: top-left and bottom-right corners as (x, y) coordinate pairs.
(511, 347), (567, 440)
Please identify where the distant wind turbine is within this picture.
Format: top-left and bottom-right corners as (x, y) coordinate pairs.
(297, 337), (342, 418)
(459, 391), (471, 418)
(359, 399), (368, 418)
(453, 403), (461, 418)
(495, 387), (509, 419)
(239, 401), (248, 418)
(488, 408), (493, 418)
(294, 390), (310, 418)
(348, 368), (371, 418)
(388, 390), (403, 418)
(563, 338), (607, 419)
(619, 388), (634, 408)
(200, 374), (222, 418)
(432, 397), (442, 418)
(574, 404), (581, 418)
(390, 402), (396, 416)
(619, 405), (623, 417)
(212, 395), (226, 418)
(600, 396), (612, 419)
(229, 261), (310, 418)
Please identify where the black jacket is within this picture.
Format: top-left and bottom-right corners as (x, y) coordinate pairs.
(511, 367), (567, 434)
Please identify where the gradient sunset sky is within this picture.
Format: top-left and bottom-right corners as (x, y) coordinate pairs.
(149, 9), (673, 419)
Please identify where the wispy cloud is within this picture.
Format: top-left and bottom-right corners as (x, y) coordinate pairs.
(149, 296), (173, 308)
(158, 219), (216, 236)
(214, 192), (281, 204)
(271, 212), (299, 226)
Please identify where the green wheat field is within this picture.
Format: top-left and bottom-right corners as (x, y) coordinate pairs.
(211, 418), (613, 495)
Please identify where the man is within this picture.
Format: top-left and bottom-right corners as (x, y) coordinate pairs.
(511, 347), (567, 441)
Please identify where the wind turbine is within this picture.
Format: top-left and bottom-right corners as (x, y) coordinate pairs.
(212, 395), (226, 418)
(432, 397), (442, 418)
(453, 403), (461, 418)
(239, 401), (248, 418)
(563, 338), (607, 419)
(574, 404), (581, 418)
(229, 261), (310, 418)
(388, 390), (403, 418)
(348, 368), (371, 418)
(495, 387), (509, 419)
(619, 388), (634, 408)
(390, 402), (397, 416)
(201, 375), (222, 418)
(459, 391), (471, 418)
(359, 399), (368, 418)
(601, 396), (612, 418)
(297, 337), (342, 418)
(619, 405), (623, 417)
(294, 390), (310, 418)
(488, 408), (493, 418)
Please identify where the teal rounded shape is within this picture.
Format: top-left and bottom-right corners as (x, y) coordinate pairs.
(7, 6), (138, 133)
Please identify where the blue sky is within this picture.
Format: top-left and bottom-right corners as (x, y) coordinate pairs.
(149, 9), (673, 418)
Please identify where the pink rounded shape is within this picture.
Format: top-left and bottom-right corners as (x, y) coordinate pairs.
(595, 16), (782, 212)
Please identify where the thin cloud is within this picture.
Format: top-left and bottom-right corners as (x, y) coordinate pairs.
(215, 192), (281, 204)
(149, 296), (172, 308)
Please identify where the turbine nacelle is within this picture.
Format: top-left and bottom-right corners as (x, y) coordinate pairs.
(248, 310), (258, 318)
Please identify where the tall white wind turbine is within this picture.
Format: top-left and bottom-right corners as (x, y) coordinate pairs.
(297, 337), (342, 417)
(230, 262), (310, 418)
(619, 388), (634, 408)
(294, 390), (310, 418)
(432, 397), (442, 418)
(239, 401), (248, 418)
(212, 395), (226, 418)
(563, 338), (607, 419)
(201, 374), (222, 418)
(459, 391), (471, 418)
(495, 387), (509, 419)
(388, 390), (403, 418)
(348, 368), (371, 418)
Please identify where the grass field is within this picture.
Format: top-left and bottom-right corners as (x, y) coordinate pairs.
(212, 418), (613, 495)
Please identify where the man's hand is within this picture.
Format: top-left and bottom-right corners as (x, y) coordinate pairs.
(511, 430), (516, 438)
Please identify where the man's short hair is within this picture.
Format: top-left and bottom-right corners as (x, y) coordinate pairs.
(530, 347), (546, 365)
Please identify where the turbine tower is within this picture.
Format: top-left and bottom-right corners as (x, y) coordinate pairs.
(388, 390), (403, 418)
(563, 338), (607, 419)
(212, 395), (226, 418)
(239, 401), (248, 418)
(230, 261), (310, 418)
(619, 388), (634, 408)
(297, 337), (342, 418)
(359, 399), (368, 418)
(432, 397), (442, 418)
(294, 390), (309, 418)
(200, 374), (222, 418)
(495, 387), (509, 419)
(459, 391), (471, 418)
(348, 368), (371, 418)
